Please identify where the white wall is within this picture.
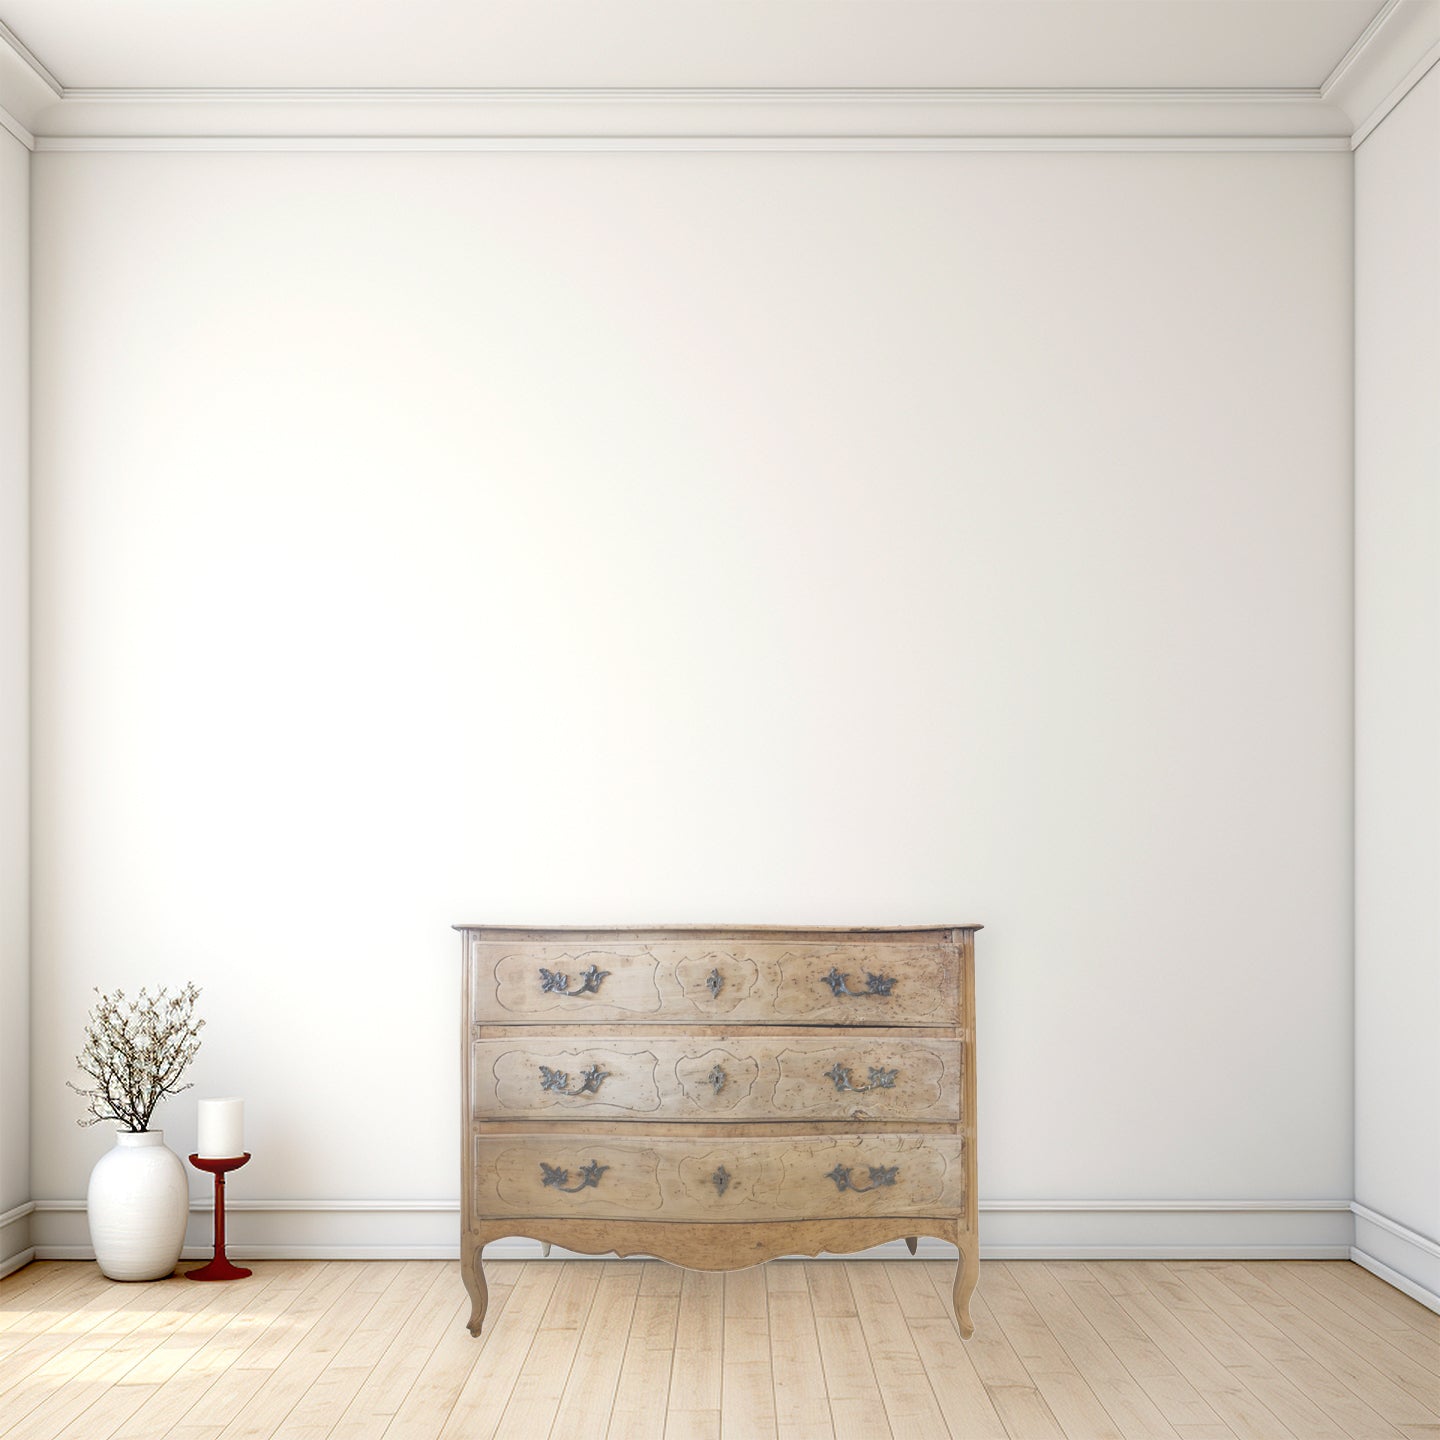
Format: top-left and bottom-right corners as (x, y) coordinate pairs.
(0, 127), (30, 1272)
(28, 149), (1354, 1256)
(1355, 62), (1440, 1301)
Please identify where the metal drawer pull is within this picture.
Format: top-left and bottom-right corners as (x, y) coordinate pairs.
(707, 1064), (727, 1094)
(538, 964), (610, 997)
(825, 1164), (899, 1193)
(538, 1063), (609, 1096)
(821, 967), (896, 998)
(705, 968), (723, 998)
(540, 1160), (608, 1193)
(825, 1063), (898, 1094)
(712, 1165), (731, 1196)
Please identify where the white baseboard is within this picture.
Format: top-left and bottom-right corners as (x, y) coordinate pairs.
(0, 1201), (34, 1276)
(0, 1246), (36, 1278)
(24, 1197), (1355, 1263)
(475, 1237), (1351, 1261)
(1350, 1247), (1440, 1314)
(1351, 1201), (1440, 1313)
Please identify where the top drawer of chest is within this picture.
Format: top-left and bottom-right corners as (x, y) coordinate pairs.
(467, 939), (960, 1027)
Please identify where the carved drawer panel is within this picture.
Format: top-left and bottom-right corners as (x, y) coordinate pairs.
(471, 1035), (961, 1122)
(469, 940), (958, 1027)
(471, 1133), (965, 1223)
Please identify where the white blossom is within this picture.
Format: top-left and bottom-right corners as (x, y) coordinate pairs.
(68, 984), (205, 1132)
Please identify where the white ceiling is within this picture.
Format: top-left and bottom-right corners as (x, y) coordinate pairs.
(0, 0), (1392, 92)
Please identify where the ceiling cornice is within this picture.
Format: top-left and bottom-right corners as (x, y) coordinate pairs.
(10, 85), (1356, 151)
(1322, 0), (1440, 143)
(2, 3), (1436, 152)
(0, 16), (57, 144)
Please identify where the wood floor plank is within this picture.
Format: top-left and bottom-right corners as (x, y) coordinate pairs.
(1133, 1262), (1366, 1440)
(0, 1268), (112, 1343)
(924, 1269), (1066, 1440)
(1165, 1262), (1406, 1440)
(1083, 1263), (1297, 1440)
(45, 1272), (294, 1440)
(49, 1380), (159, 1439)
(1327, 1262), (1440, 1338)
(545, 1263), (642, 1440)
(1273, 1263), (1440, 1377)
(1045, 1263), (1236, 1438)
(274, 1261), (454, 1440)
(0, 1264), (68, 1304)
(804, 1264), (857, 1320)
(811, 1267), (891, 1440)
(210, 1263), (408, 1440)
(719, 1268), (777, 1440)
(1213, 1264), (1440, 1428)
(1, 1278), (191, 1436)
(640, 1263), (684, 1298)
(105, 1266), (343, 1440)
(666, 1267), (724, 1440)
(0, 1278), (151, 1396)
(2, 1257), (1435, 1440)
(608, 1280), (682, 1440)
(983, 1263), (1129, 1440)
(1007, 1260), (1182, 1439)
(765, 1264), (832, 1440)
(495, 1261), (607, 1440)
(1002, 1255), (1169, 1434)
(13, 1272), (250, 1440)
(764, 1262), (809, 1295)
(435, 1259), (564, 1440)
(889, 1261), (1008, 1440)
(4, 1290), (227, 1440)
(664, 1412), (721, 1440)
(154, 1261), (371, 1428)
(1, 1271), (174, 1390)
(379, 1280), (518, 1440)
(843, 1262), (948, 1440)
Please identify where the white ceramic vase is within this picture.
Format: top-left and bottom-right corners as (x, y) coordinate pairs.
(86, 1130), (190, 1281)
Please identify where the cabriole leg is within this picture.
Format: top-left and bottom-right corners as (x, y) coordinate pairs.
(462, 1242), (488, 1337)
(953, 1229), (978, 1339)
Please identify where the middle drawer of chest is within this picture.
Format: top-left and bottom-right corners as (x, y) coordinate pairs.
(472, 1035), (961, 1123)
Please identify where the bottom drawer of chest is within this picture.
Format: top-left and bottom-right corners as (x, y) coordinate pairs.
(471, 1133), (965, 1223)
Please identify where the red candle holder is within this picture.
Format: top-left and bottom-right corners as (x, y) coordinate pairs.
(185, 1153), (253, 1281)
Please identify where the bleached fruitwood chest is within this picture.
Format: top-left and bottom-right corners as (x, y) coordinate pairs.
(456, 924), (982, 1336)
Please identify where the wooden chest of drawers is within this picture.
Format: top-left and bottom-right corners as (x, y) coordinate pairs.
(457, 924), (982, 1337)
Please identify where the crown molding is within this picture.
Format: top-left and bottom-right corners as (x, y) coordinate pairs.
(50, 84), (1321, 104)
(32, 135), (1354, 154)
(0, 18), (57, 146)
(1322, 0), (1440, 144)
(27, 88), (1355, 148)
(0, 103), (31, 148)
(2, 6), (1436, 149)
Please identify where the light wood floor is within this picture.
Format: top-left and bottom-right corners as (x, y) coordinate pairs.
(1, 1257), (1437, 1440)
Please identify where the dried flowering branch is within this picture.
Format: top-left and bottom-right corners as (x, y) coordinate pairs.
(68, 984), (205, 1132)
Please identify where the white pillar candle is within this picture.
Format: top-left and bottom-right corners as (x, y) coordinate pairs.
(197, 1098), (244, 1158)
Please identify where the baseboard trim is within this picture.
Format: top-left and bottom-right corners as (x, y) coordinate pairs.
(478, 1238), (1352, 1261)
(1350, 1246), (1440, 1314)
(24, 1196), (1355, 1264)
(0, 1246), (36, 1278)
(1350, 1201), (1440, 1311)
(25, 1238), (1354, 1264)
(1351, 1201), (1440, 1257)
(28, 1196), (1353, 1215)
(0, 1202), (35, 1276)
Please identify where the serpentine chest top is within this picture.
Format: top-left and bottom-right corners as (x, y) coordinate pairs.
(456, 924), (982, 1337)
